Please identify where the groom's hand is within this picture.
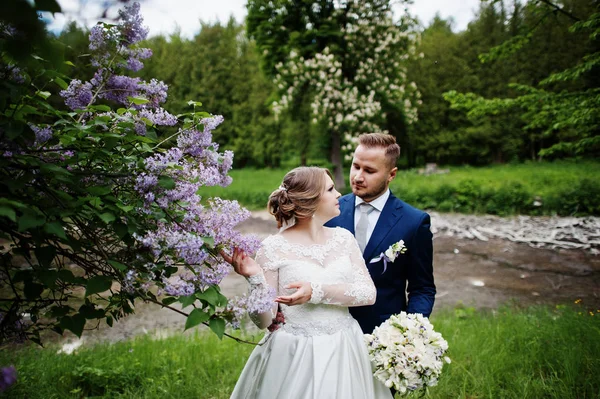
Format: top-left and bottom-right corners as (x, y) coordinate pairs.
(276, 281), (312, 306)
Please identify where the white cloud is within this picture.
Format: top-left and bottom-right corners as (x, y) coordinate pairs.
(45, 0), (481, 38)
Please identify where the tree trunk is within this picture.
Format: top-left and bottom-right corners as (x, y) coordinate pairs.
(330, 130), (346, 190)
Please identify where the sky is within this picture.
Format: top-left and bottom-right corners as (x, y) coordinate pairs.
(46, 0), (482, 39)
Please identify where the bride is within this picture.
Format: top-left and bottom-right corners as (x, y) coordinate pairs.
(222, 166), (392, 399)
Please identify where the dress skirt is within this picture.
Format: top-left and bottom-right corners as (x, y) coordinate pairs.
(230, 321), (392, 399)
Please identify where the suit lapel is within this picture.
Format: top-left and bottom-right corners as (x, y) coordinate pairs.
(363, 194), (404, 262)
(338, 194), (356, 234)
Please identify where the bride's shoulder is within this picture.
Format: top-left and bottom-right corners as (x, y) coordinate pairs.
(260, 234), (282, 247)
(326, 226), (353, 241)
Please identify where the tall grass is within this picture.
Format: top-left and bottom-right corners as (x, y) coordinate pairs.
(2, 305), (598, 398)
(199, 161), (600, 216)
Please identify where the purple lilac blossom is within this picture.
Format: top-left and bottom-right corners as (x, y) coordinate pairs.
(163, 277), (196, 297)
(101, 75), (140, 105)
(29, 124), (53, 144)
(60, 79), (93, 110)
(144, 148), (184, 173)
(122, 270), (138, 293)
(119, 2), (149, 45)
(134, 121), (147, 136)
(124, 47), (153, 72)
(0, 366), (16, 392)
(137, 79), (168, 108)
(227, 285), (276, 329)
(8, 65), (25, 84)
(203, 199), (261, 254)
(139, 108), (177, 126)
(89, 25), (120, 67)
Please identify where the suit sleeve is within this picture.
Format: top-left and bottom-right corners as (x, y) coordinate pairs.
(405, 213), (436, 317)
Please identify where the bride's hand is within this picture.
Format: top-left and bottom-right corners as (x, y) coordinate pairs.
(276, 281), (312, 306)
(220, 247), (262, 278)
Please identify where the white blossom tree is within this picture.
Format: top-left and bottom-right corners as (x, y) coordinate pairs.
(249, 0), (422, 187)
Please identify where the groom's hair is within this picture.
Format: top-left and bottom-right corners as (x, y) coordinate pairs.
(358, 133), (401, 168)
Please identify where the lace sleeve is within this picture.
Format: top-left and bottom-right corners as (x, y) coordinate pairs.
(246, 239), (279, 329)
(309, 229), (376, 306)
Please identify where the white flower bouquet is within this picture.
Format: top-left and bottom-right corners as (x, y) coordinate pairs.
(364, 312), (450, 396)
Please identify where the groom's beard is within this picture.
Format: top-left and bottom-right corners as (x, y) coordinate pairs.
(351, 179), (388, 202)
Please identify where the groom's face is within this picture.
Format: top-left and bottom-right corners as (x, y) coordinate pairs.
(350, 145), (397, 202)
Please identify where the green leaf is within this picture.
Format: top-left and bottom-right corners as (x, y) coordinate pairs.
(0, 206), (16, 222)
(91, 104), (111, 112)
(98, 212), (116, 224)
(48, 305), (71, 318)
(187, 100), (203, 107)
(37, 91), (51, 100)
(158, 176), (176, 190)
(18, 212), (46, 231)
(54, 77), (68, 90)
(185, 308), (211, 330)
(37, 270), (58, 288)
(34, 245), (57, 268)
(116, 204), (134, 213)
(57, 269), (75, 283)
(64, 60), (76, 67)
(209, 318), (225, 339)
(106, 316), (113, 327)
(107, 260), (127, 272)
(87, 186), (112, 196)
(24, 281), (44, 299)
(40, 163), (72, 176)
(202, 236), (215, 248)
(128, 96), (149, 105)
(79, 304), (105, 319)
(44, 222), (67, 239)
(60, 314), (86, 337)
(197, 286), (219, 306)
(113, 222), (128, 239)
(162, 297), (178, 306)
(179, 295), (196, 309)
(85, 275), (113, 296)
(35, 0), (61, 13)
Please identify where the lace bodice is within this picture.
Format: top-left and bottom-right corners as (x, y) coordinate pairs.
(246, 227), (376, 336)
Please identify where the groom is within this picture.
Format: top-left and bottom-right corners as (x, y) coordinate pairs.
(326, 133), (436, 333)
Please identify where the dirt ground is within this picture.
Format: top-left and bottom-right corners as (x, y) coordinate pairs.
(54, 211), (600, 348)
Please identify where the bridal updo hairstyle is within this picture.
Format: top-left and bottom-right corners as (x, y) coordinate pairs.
(268, 166), (333, 228)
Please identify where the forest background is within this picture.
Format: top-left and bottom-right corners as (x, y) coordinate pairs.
(53, 0), (598, 176)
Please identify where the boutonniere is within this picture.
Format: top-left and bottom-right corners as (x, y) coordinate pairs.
(370, 240), (407, 273)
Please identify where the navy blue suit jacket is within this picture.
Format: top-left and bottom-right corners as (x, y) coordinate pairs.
(326, 192), (435, 333)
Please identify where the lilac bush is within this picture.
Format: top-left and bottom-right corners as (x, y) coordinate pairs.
(0, 2), (272, 344)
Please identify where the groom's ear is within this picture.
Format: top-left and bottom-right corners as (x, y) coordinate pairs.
(388, 167), (397, 182)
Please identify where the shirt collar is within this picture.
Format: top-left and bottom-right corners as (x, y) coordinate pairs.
(354, 189), (390, 212)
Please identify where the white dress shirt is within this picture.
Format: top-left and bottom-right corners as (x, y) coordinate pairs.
(354, 189), (390, 247)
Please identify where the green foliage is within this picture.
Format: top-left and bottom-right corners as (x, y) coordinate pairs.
(443, 1), (600, 162)
(0, 4), (261, 346)
(201, 162), (600, 216)
(393, 161), (600, 216)
(2, 305), (599, 398)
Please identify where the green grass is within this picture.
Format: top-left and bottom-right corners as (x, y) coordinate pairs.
(199, 160), (600, 215)
(2, 305), (599, 398)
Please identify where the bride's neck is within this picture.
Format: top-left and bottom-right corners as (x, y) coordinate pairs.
(292, 217), (325, 243)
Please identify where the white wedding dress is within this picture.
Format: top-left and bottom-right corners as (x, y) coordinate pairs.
(230, 227), (392, 399)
